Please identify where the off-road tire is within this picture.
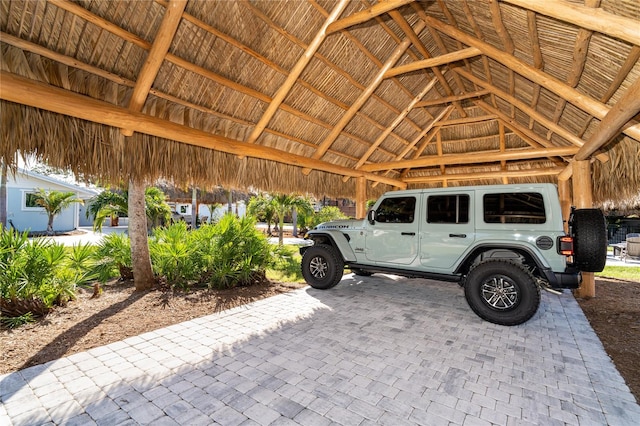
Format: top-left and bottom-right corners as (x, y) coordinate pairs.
(463, 260), (541, 326)
(570, 208), (607, 272)
(301, 244), (344, 289)
(351, 268), (373, 277)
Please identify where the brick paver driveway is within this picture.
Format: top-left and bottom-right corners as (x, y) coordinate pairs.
(2, 274), (639, 425)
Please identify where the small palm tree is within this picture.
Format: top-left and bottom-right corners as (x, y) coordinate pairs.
(272, 193), (313, 245)
(247, 193), (277, 235)
(32, 188), (84, 235)
(86, 189), (128, 231)
(87, 187), (171, 231)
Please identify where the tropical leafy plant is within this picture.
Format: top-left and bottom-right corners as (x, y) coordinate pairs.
(0, 226), (76, 321)
(87, 187), (171, 231)
(92, 232), (133, 282)
(247, 193), (277, 234)
(271, 193), (314, 245)
(309, 205), (348, 228)
(32, 188), (84, 235)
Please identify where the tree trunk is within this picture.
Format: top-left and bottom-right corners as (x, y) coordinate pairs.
(0, 161), (7, 228)
(128, 179), (155, 291)
(292, 208), (298, 238)
(47, 215), (54, 235)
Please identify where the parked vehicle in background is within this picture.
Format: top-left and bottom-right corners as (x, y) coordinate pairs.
(301, 184), (607, 326)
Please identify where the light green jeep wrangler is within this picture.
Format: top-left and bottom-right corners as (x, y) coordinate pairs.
(300, 184), (607, 326)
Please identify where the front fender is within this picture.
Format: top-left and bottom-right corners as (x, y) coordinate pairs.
(303, 230), (357, 262)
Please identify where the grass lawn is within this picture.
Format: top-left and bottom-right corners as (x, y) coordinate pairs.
(596, 265), (640, 282)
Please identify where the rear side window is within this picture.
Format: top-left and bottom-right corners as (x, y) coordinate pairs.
(483, 193), (546, 224)
(376, 196), (416, 223)
(427, 195), (469, 224)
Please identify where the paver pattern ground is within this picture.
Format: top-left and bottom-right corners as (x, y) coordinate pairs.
(1, 274), (639, 425)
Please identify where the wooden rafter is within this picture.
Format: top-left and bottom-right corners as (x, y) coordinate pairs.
(245, 0), (349, 145)
(121, 0), (187, 136)
(360, 146), (579, 172)
(388, 10), (466, 117)
(502, 0), (640, 46)
(350, 78), (437, 172)
(415, 90), (489, 108)
(404, 167), (564, 184)
(247, 0), (424, 145)
(421, 15), (640, 142)
(0, 72), (406, 189)
(325, 0), (415, 34)
(546, 0), (600, 140)
(435, 115), (498, 127)
(301, 20), (428, 174)
(526, 10), (544, 129)
(383, 47), (481, 79)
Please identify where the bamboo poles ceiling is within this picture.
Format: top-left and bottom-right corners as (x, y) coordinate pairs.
(0, 0), (639, 203)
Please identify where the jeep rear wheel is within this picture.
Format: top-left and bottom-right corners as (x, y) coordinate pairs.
(301, 244), (344, 289)
(571, 208), (607, 272)
(464, 260), (540, 326)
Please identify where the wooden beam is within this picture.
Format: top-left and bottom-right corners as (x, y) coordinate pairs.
(326, 0), (415, 34)
(302, 20), (427, 174)
(0, 72), (406, 189)
(435, 115), (498, 127)
(415, 90), (489, 108)
(122, 0), (187, 136)
(456, 68), (608, 162)
(355, 177), (367, 219)
(421, 15), (640, 142)
(502, 0), (640, 46)
(572, 159), (595, 298)
(574, 75), (640, 161)
(360, 146), (579, 172)
(245, 0), (349, 144)
(389, 9), (466, 117)
(404, 167), (564, 183)
(383, 47), (481, 79)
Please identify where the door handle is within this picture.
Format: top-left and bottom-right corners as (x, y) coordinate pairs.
(401, 232), (416, 236)
(449, 233), (467, 238)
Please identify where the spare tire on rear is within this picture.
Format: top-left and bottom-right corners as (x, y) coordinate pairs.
(570, 208), (607, 272)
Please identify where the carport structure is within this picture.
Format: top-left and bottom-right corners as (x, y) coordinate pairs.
(1, 0), (640, 295)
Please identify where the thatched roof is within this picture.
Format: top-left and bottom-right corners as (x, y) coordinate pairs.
(1, 0), (639, 205)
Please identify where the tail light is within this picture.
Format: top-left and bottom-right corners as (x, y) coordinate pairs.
(558, 236), (574, 256)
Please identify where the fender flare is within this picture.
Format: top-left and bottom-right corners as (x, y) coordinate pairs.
(303, 230), (357, 262)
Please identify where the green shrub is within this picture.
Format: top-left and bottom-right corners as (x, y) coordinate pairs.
(0, 226), (76, 320)
(149, 215), (274, 290)
(310, 206), (348, 228)
(92, 233), (132, 282)
(150, 221), (198, 289)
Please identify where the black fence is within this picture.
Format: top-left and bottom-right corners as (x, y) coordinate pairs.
(607, 218), (640, 244)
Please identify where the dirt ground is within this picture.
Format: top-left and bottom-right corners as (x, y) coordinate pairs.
(1, 277), (638, 403)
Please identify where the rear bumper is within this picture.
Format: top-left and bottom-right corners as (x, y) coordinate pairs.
(543, 267), (582, 289)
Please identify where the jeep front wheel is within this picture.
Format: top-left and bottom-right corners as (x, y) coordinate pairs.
(464, 260), (540, 326)
(301, 245), (344, 289)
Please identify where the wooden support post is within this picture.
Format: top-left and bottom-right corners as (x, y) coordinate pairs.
(572, 160), (595, 298)
(356, 177), (367, 219)
(557, 178), (571, 233)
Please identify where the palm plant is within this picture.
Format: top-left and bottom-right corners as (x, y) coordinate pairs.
(247, 193), (277, 234)
(87, 187), (171, 231)
(32, 188), (84, 235)
(271, 193), (314, 245)
(86, 189), (128, 230)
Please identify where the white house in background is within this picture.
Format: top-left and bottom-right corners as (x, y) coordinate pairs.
(4, 168), (100, 233)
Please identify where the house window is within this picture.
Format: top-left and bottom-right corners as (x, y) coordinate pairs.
(23, 191), (43, 210)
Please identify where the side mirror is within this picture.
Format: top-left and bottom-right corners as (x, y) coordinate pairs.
(367, 209), (376, 225)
